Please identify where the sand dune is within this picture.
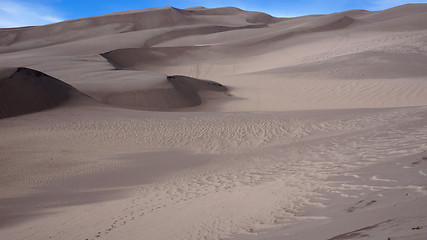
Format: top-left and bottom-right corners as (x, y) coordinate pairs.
(0, 7), (276, 54)
(1, 3), (427, 240)
(0, 67), (87, 119)
(258, 50), (427, 79)
(104, 75), (228, 110)
(0, 67), (229, 115)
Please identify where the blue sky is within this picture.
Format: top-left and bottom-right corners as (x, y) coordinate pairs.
(1, 0), (427, 28)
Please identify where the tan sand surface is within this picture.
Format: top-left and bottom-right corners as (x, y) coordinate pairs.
(1, 4), (427, 240)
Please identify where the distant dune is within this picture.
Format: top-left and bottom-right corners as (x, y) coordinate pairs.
(0, 7), (276, 54)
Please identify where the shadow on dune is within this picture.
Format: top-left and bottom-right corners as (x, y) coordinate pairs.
(101, 47), (231, 110)
(167, 75), (228, 105)
(0, 67), (87, 119)
(103, 75), (229, 110)
(101, 46), (216, 69)
(0, 188), (127, 228)
(0, 150), (211, 228)
(0, 67), (230, 118)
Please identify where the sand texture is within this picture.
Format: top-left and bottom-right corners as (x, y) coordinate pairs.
(1, 4), (427, 240)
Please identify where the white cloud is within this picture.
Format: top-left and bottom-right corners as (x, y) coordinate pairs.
(0, 1), (64, 28)
(369, 0), (427, 10)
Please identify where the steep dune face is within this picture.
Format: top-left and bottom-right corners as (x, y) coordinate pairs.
(0, 67), (228, 115)
(101, 46), (216, 69)
(103, 75), (228, 110)
(0, 68), (83, 119)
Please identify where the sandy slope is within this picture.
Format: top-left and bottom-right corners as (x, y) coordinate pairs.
(0, 67), (90, 119)
(0, 4), (427, 240)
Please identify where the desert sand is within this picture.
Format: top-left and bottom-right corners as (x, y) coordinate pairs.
(1, 4), (427, 240)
